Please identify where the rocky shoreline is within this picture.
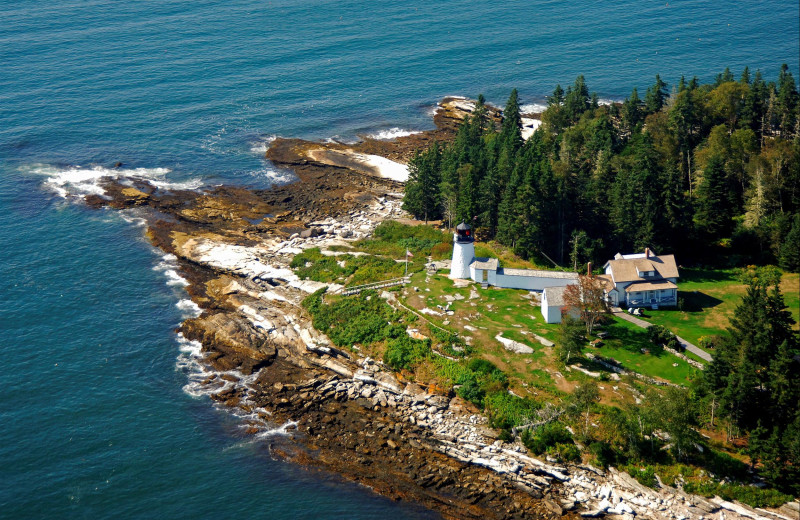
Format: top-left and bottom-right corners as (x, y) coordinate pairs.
(78, 99), (797, 520)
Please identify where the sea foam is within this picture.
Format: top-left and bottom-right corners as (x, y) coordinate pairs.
(153, 253), (189, 287)
(28, 164), (203, 199)
(367, 128), (421, 140)
(249, 135), (278, 154)
(520, 103), (548, 115)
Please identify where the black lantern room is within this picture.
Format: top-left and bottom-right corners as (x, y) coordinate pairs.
(455, 221), (474, 243)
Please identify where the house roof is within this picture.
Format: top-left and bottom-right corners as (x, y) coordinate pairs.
(605, 254), (679, 283)
(623, 280), (678, 292)
(597, 274), (615, 291)
(470, 257), (499, 271)
(543, 286), (567, 307)
(501, 268), (579, 279)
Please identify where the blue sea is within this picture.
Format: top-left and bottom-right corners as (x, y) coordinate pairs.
(1, 1), (797, 517)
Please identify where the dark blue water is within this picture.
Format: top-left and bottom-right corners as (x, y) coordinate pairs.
(1, 1), (797, 517)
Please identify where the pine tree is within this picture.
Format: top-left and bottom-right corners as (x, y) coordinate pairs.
(694, 155), (735, 240)
(644, 74), (668, 114)
(621, 87), (642, 135)
(779, 213), (800, 271)
(500, 88), (523, 154)
(564, 75), (590, 123)
(402, 142), (442, 223)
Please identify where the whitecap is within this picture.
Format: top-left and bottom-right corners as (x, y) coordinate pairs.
(520, 103), (548, 115)
(152, 253), (190, 286)
(249, 135), (278, 154)
(246, 167), (297, 187)
(597, 98), (619, 106)
(24, 164), (202, 199)
(255, 420), (298, 439)
(367, 128), (421, 140)
(176, 299), (202, 317)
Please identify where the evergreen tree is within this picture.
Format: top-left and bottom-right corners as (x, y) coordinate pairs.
(564, 75), (590, 123)
(644, 74), (668, 114)
(402, 142), (442, 223)
(776, 64), (798, 136)
(740, 66), (751, 85)
(694, 155), (735, 240)
(500, 88), (523, 154)
(558, 314), (585, 364)
(779, 213), (800, 271)
(621, 87), (642, 135)
(715, 67), (734, 86)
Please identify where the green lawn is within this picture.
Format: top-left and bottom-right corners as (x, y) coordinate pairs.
(591, 318), (699, 385)
(635, 269), (799, 352)
(404, 271), (697, 389)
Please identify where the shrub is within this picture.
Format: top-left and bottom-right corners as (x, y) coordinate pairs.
(522, 422), (574, 455)
(625, 465), (658, 489)
(384, 336), (430, 370)
(302, 290), (405, 348)
(647, 324), (675, 346)
(550, 442), (581, 462)
(589, 441), (616, 468)
(485, 392), (540, 430)
(457, 376), (486, 408)
(431, 242), (452, 260)
(698, 335), (725, 351)
(683, 479), (793, 509)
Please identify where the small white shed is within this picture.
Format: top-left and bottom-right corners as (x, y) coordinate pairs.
(541, 286), (567, 324)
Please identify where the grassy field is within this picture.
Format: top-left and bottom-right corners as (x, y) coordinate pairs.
(403, 270), (696, 389)
(636, 268), (799, 351)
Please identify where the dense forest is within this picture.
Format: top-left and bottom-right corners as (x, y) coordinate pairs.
(403, 66), (800, 271)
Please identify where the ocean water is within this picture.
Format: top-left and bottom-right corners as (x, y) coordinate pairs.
(1, 1), (797, 517)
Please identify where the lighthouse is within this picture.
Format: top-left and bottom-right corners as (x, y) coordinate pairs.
(449, 221), (475, 279)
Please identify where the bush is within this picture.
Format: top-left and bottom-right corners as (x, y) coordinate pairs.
(589, 441), (616, 468)
(433, 328), (470, 357)
(302, 289), (405, 348)
(384, 335), (430, 370)
(431, 242), (452, 260)
(485, 392), (540, 430)
(457, 376), (486, 408)
(698, 335), (725, 351)
(683, 479), (793, 509)
(647, 324), (675, 346)
(522, 422), (574, 455)
(625, 465), (658, 489)
(550, 442), (581, 462)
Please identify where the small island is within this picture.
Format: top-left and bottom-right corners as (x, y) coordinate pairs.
(78, 67), (799, 520)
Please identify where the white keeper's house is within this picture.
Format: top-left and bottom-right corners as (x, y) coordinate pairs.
(599, 248), (679, 308)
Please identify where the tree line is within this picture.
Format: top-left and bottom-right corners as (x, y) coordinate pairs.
(403, 66), (800, 271)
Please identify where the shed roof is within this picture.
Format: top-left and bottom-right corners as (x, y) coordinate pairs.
(543, 286), (567, 307)
(470, 257), (499, 271)
(501, 268), (579, 279)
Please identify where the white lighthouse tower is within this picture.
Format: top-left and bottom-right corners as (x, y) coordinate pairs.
(449, 221), (475, 279)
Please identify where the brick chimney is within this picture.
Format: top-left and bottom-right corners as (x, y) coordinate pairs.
(645, 247), (651, 258)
